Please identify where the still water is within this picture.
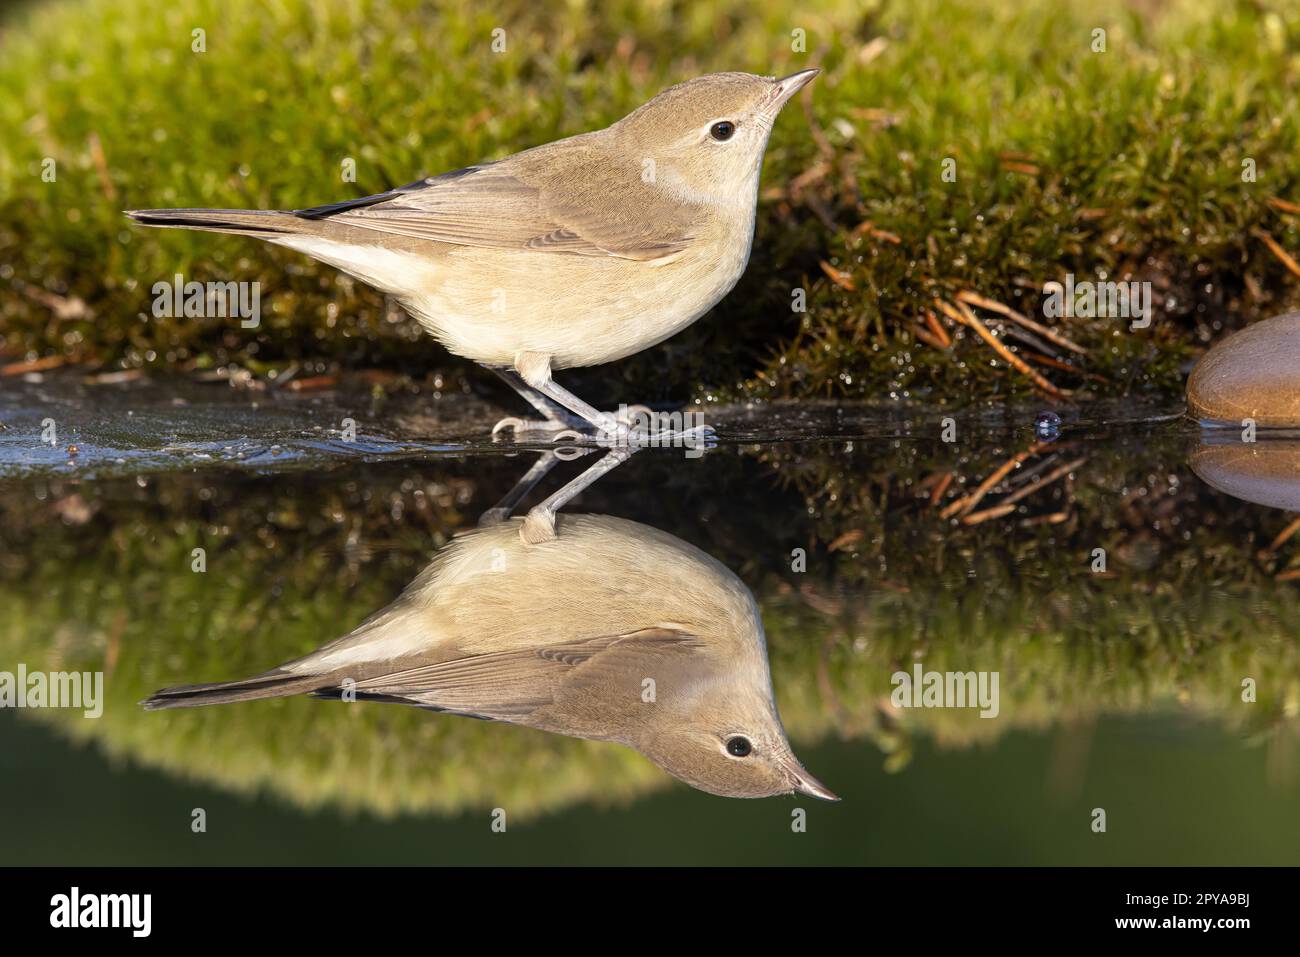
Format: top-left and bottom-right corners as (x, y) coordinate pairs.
(1, 374), (1297, 864)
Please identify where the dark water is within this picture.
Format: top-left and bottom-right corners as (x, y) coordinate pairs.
(1, 373), (1298, 864)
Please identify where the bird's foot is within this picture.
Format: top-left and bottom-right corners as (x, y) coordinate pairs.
(645, 422), (717, 451)
(491, 404), (654, 443)
(491, 416), (579, 438)
(519, 506), (558, 544)
(477, 506), (511, 527)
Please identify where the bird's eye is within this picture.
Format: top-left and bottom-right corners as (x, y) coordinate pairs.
(710, 121), (736, 141)
(725, 736), (752, 757)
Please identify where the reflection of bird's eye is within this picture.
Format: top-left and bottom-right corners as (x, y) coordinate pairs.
(710, 121), (736, 141)
(726, 736), (752, 757)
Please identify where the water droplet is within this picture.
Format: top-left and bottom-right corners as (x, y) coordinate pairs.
(1034, 411), (1062, 440)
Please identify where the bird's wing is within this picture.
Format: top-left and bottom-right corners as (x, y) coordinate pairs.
(341, 627), (706, 722)
(291, 154), (697, 262)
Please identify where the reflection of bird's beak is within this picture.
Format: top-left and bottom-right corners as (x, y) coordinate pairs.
(782, 753), (840, 801)
(764, 68), (820, 115)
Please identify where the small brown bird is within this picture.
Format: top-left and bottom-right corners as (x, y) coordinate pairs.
(126, 70), (818, 437)
(142, 475), (837, 801)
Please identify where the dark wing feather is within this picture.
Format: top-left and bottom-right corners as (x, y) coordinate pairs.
(294, 166), (482, 220)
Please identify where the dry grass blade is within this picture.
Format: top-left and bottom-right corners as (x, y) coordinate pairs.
(911, 323), (948, 350)
(928, 472), (954, 507)
(961, 503), (1018, 525)
(827, 529), (864, 552)
(87, 132), (116, 201)
(935, 299), (1069, 398)
(997, 456), (1087, 507)
(940, 442), (1049, 519)
(2, 355), (69, 375)
(789, 161), (831, 194)
(957, 289), (1088, 355)
(923, 309), (952, 348)
(802, 74), (834, 161)
(1264, 515), (1300, 554)
(1251, 227), (1300, 278)
(1023, 351), (1110, 384)
(820, 260), (856, 291)
(1021, 511), (1070, 526)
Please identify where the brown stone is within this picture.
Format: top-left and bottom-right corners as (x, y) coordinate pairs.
(1186, 312), (1300, 427)
(1191, 441), (1300, 511)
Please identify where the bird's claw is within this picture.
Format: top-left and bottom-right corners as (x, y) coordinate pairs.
(491, 416), (530, 436)
(492, 416), (583, 439)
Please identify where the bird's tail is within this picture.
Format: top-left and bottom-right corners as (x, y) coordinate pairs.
(141, 669), (329, 710)
(124, 208), (307, 238)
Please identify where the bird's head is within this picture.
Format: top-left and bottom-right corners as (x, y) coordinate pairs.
(637, 672), (838, 801)
(611, 70), (819, 206)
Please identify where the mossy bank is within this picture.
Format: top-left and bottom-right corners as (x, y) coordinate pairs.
(2, 0), (1299, 405)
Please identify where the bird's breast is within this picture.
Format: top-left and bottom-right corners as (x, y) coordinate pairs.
(405, 215), (757, 368)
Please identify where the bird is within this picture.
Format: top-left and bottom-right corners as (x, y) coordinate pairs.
(142, 491), (837, 802)
(126, 69), (819, 438)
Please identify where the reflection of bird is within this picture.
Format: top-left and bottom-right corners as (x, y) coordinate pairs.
(143, 512), (836, 801)
(127, 70), (818, 437)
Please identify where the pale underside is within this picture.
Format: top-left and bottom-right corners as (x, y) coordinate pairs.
(276, 232), (752, 368)
(285, 514), (762, 674)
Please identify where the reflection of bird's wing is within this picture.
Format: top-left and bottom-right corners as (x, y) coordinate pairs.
(293, 146), (697, 262)
(336, 627), (707, 726)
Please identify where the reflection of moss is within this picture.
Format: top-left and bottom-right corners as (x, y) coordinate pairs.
(2, 0), (1299, 401)
(754, 423), (1300, 590)
(765, 589), (1300, 756)
(2, 434), (1297, 817)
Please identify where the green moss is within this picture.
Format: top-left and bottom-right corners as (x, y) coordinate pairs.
(2, 0), (1299, 400)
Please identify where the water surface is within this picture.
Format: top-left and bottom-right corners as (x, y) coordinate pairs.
(1, 373), (1296, 864)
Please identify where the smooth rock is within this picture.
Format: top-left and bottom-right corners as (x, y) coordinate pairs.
(1186, 312), (1300, 427)
(1190, 441), (1300, 512)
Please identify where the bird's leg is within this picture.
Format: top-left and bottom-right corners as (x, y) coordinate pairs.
(478, 447), (593, 527)
(488, 366), (583, 436)
(520, 445), (638, 544)
(513, 351), (629, 440)
(490, 355), (657, 441)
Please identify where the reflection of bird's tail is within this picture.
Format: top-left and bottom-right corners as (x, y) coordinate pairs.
(125, 208), (306, 238)
(141, 670), (325, 710)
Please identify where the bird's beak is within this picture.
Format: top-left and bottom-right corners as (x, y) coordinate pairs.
(764, 68), (820, 115)
(782, 753), (840, 801)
